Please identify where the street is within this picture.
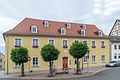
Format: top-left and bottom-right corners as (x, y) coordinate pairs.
(0, 67), (120, 80)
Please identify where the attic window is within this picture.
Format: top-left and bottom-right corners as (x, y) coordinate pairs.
(44, 21), (49, 27)
(81, 29), (85, 36)
(66, 23), (71, 29)
(98, 30), (102, 36)
(81, 24), (86, 29)
(61, 28), (66, 35)
(31, 25), (37, 33)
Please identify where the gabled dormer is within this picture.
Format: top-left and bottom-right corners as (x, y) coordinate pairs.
(31, 25), (38, 33)
(80, 29), (86, 36)
(43, 20), (49, 27)
(81, 24), (87, 29)
(66, 23), (71, 29)
(60, 28), (66, 35)
(98, 30), (102, 36)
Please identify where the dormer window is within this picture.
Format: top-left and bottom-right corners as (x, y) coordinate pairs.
(81, 29), (85, 36)
(81, 24), (86, 29)
(98, 30), (102, 36)
(61, 28), (66, 35)
(44, 21), (49, 27)
(31, 25), (37, 33)
(66, 23), (71, 29)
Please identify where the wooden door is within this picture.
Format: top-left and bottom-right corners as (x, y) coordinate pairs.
(62, 57), (68, 68)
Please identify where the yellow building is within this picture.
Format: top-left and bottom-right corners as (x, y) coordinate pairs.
(3, 18), (110, 74)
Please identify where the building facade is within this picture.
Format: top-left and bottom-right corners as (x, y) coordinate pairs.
(0, 52), (5, 70)
(109, 19), (120, 61)
(3, 18), (110, 74)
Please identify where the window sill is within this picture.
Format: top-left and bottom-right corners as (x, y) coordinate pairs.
(32, 46), (39, 48)
(63, 46), (68, 48)
(92, 46), (96, 48)
(92, 62), (97, 64)
(14, 45), (21, 47)
(32, 66), (40, 68)
(101, 46), (105, 48)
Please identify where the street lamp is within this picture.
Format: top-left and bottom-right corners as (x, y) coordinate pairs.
(87, 50), (90, 73)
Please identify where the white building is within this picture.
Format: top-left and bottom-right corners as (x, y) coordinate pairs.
(109, 19), (120, 61)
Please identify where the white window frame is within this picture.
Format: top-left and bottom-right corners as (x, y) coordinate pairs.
(66, 23), (71, 29)
(98, 31), (102, 36)
(92, 55), (96, 63)
(48, 39), (55, 45)
(114, 53), (117, 59)
(62, 39), (68, 47)
(101, 54), (106, 62)
(14, 63), (21, 68)
(81, 29), (85, 36)
(32, 57), (39, 67)
(101, 40), (105, 47)
(83, 40), (88, 45)
(44, 21), (49, 27)
(32, 38), (39, 47)
(31, 25), (37, 33)
(114, 44), (117, 50)
(61, 28), (66, 35)
(92, 40), (96, 47)
(14, 37), (22, 47)
(83, 55), (88, 64)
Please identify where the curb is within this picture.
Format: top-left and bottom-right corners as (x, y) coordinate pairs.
(0, 68), (111, 80)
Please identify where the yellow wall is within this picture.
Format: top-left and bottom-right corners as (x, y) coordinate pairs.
(5, 35), (110, 73)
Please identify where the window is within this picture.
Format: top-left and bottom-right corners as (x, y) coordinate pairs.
(44, 21), (49, 27)
(14, 63), (21, 68)
(61, 28), (66, 35)
(49, 39), (54, 45)
(81, 24), (86, 29)
(92, 41), (96, 48)
(98, 31), (102, 36)
(14, 38), (21, 47)
(32, 57), (39, 67)
(32, 39), (39, 48)
(83, 55), (88, 63)
(75, 40), (78, 43)
(92, 55), (96, 63)
(81, 29), (85, 36)
(101, 55), (105, 62)
(119, 45), (120, 49)
(66, 23), (71, 29)
(114, 45), (117, 50)
(101, 41), (105, 48)
(83, 41), (87, 45)
(63, 40), (68, 48)
(118, 53), (120, 58)
(31, 25), (37, 33)
(114, 53), (117, 59)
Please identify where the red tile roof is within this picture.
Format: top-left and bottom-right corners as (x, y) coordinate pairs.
(4, 18), (109, 39)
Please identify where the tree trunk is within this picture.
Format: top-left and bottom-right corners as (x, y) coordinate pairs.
(76, 58), (81, 74)
(82, 58), (83, 70)
(21, 63), (24, 76)
(49, 61), (53, 77)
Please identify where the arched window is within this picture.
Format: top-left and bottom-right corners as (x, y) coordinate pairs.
(31, 25), (37, 33)
(61, 28), (66, 35)
(44, 21), (49, 27)
(66, 23), (71, 29)
(98, 30), (102, 36)
(81, 29), (85, 36)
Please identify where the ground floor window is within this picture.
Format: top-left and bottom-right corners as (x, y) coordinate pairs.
(114, 53), (117, 59)
(32, 57), (39, 67)
(101, 55), (105, 62)
(14, 63), (21, 68)
(92, 55), (96, 63)
(83, 55), (88, 63)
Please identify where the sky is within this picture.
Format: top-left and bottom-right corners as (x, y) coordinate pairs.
(0, 0), (120, 53)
